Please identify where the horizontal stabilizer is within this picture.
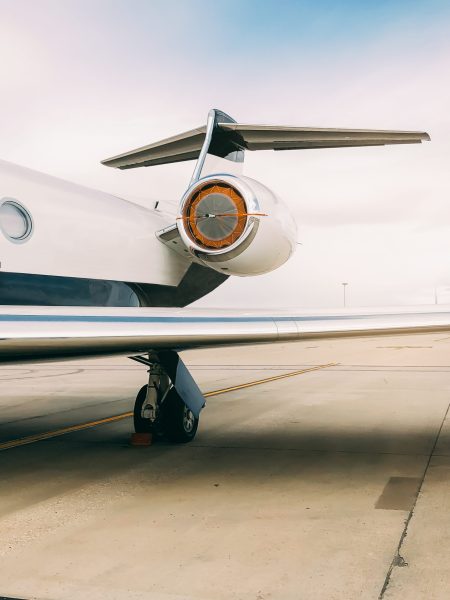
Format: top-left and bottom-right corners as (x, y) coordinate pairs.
(102, 126), (207, 169)
(102, 113), (430, 170)
(220, 123), (430, 151)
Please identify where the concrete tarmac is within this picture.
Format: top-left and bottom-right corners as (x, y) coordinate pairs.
(0, 333), (449, 600)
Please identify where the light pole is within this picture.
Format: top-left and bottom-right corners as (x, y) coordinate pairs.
(342, 282), (348, 307)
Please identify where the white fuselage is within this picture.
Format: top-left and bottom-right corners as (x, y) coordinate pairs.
(0, 159), (191, 286)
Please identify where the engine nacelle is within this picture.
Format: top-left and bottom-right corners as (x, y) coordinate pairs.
(176, 174), (297, 277)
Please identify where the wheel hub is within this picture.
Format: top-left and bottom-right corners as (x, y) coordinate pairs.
(183, 407), (195, 433)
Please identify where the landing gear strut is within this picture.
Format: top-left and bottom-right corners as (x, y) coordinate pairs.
(130, 351), (203, 444)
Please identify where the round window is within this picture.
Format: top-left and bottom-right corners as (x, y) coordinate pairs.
(0, 200), (33, 242)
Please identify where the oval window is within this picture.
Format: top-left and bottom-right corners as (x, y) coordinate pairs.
(0, 200), (32, 242)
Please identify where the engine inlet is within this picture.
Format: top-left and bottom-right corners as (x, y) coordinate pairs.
(181, 181), (247, 250)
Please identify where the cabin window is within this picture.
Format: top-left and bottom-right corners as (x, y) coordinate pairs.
(0, 199), (33, 242)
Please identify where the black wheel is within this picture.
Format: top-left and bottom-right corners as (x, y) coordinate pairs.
(133, 385), (153, 433)
(161, 388), (199, 443)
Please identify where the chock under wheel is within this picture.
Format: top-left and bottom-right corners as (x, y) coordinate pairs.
(130, 432), (153, 446)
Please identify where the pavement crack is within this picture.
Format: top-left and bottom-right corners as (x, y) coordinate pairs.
(379, 401), (450, 599)
(392, 555), (408, 568)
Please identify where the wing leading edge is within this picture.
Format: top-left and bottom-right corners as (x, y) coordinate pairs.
(0, 306), (449, 364)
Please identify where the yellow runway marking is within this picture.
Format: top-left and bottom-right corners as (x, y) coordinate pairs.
(0, 362), (337, 452)
(203, 363), (337, 397)
(0, 413), (133, 451)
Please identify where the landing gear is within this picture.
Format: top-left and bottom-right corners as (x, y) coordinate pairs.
(133, 385), (199, 442)
(130, 351), (204, 444)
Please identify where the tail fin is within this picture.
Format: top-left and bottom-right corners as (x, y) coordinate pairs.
(101, 108), (430, 178)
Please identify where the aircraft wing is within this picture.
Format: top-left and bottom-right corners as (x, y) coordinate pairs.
(0, 306), (449, 364)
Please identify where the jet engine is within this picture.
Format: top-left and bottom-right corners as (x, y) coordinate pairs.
(176, 174), (297, 276)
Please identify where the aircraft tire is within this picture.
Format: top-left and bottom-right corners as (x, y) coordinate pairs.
(133, 385), (153, 433)
(161, 388), (199, 443)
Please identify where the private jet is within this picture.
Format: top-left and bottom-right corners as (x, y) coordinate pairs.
(0, 109), (448, 442)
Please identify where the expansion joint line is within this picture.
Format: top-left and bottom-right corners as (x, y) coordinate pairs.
(378, 401), (450, 599)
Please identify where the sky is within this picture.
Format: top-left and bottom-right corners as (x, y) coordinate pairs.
(0, 0), (449, 308)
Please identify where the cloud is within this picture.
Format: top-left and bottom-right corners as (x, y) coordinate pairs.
(0, 0), (448, 308)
